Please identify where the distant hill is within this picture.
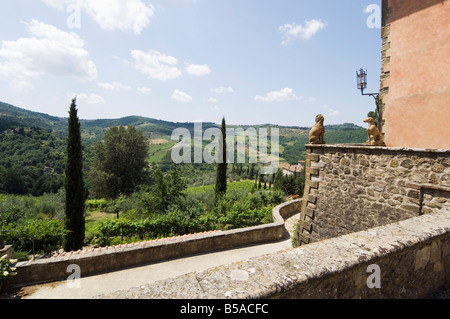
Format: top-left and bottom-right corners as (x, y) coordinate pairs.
(0, 101), (367, 182)
(80, 116), (220, 145)
(326, 123), (366, 131)
(0, 101), (66, 134)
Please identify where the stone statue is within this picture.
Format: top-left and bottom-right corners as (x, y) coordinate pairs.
(309, 114), (326, 144)
(364, 117), (386, 146)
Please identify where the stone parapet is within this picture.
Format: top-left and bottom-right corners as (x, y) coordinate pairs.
(10, 200), (302, 288)
(0, 245), (13, 259)
(298, 144), (449, 246)
(95, 210), (450, 299)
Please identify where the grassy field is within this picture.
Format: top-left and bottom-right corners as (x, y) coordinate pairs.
(85, 211), (116, 239)
(184, 180), (256, 194)
(147, 140), (177, 163)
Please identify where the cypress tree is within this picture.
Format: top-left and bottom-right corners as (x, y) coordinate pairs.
(258, 172), (262, 190)
(249, 163), (255, 180)
(64, 98), (86, 252)
(215, 117), (227, 198)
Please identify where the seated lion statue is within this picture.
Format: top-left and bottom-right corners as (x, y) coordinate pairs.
(309, 114), (326, 144)
(364, 117), (386, 146)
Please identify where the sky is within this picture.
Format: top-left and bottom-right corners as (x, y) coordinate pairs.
(0, 0), (383, 127)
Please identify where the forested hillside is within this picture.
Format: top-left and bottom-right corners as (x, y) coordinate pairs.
(0, 127), (66, 195)
(0, 101), (367, 195)
(282, 123), (367, 164)
(0, 101), (368, 257)
(0, 101), (66, 135)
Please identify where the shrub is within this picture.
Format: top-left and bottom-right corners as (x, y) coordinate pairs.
(1, 219), (68, 253)
(91, 191), (279, 246)
(218, 206), (273, 229)
(86, 199), (108, 212)
(0, 255), (18, 287)
(88, 183), (287, 247)
(0, 206), (26, 227)
(0, 191), (65, 221)
(33, 191), (65, 218)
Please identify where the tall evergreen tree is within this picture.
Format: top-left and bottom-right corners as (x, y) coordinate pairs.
(249, 163), (255, 180)
(64, 98), (86, 252)
(215, 117), (227, 198)
(258, 172), (262, 190)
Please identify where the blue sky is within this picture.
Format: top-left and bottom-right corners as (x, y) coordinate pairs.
(0, 0), (382, 127)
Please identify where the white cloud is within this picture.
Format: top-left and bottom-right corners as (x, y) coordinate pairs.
(185, 63), (211, 76)
(130, 50), (211, 81)
(85, 0), (154, 34)
(211, 86), (234, 94)
(41, 0), (155, 34)
(323, 105), (341, 117)
(279, 19), (327, 44)
(328, 110), (341, 117)
(98, 82), (131, 91)
(138, 87), (151, 94)
(254, 88), (302, 103)
(10, 80), (34, 93)
(76, 93), (105, 104)
(0, 19), (97, 91)
(41, 0), (68, 10)
(171, 90), (192, 103)
(131, 49), (182, 81)
(208, 98), (218, 103)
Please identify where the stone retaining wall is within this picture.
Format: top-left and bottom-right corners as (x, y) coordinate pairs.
(0, 245), (13, 259)
(297, 144), (450, 245)
(97, 210), (450, 299)
(10, 200), (302, 287)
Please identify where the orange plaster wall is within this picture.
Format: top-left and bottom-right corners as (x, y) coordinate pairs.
(382, 0), (450, 149)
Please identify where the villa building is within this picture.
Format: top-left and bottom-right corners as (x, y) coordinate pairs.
(379, 0), (450, 149)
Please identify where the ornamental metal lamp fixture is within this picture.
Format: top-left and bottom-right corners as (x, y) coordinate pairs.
(357, 68), (378, 100)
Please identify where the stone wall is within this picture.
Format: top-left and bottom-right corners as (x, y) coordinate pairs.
(11, 200), (302, 288)
(95, 210), (450, 299)
(297, 144), (450, 246)
(0, 245), (13, 259)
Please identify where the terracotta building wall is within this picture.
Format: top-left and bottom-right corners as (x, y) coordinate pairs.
(379, 0), (450, 149)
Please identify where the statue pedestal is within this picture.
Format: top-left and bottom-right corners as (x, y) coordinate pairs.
(0, 245), (13, 259)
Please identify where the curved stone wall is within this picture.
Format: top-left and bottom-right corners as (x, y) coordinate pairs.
(11, 200), (302, 287)
(96, 210), (450, 299)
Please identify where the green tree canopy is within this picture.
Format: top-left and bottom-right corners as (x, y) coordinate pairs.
(141, 166), (187, 215)
(88, 125), (150, 199)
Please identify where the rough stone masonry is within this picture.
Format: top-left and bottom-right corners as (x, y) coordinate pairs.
(297, 144), (450, 246)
